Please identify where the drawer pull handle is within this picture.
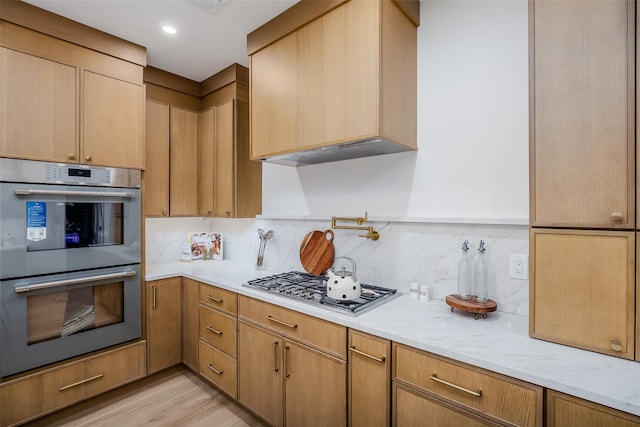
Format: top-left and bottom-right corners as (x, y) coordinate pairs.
(58, 373), (104, 391)
(152, 285), (157, 309)
(610, 340), (624, 352)
(349, 346), (385, 363)
(284, 345), (291, 378)
(611, 212), (624, 222)
(266, 315), (297, 329)
(206, 325), (223, 335)
(430, 374), (482, 398)
(207, 364), (223, 375)
(206, 295), (223, 304)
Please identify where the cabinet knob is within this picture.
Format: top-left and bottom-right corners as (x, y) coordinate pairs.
(161, 210), (167, 216)
(68, 153), (76, 160)
(85, 155), (92, 162)
(225, 210), (231, 217)
(611, 212), (624, 222)
(610, 340), (623, 352)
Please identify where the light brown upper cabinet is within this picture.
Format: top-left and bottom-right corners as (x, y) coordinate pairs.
(248, 0), (419, 166)
(144, 100), (170, 217)
(0, 47), (77, 163)
(529, 0), (638, 361)
(530, 0), (635, 229)
(81, 70), (145, 169)
(0, 8), (146, 169)
(199, 65), (261, 218)
(170, 106), (199, 217)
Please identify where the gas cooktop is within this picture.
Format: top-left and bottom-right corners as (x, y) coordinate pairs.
(244, 271), (399, 316)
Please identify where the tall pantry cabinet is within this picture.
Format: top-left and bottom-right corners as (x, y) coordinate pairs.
(529, 0), (639, 361)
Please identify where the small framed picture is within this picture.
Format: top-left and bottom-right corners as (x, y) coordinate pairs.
(188, 232), (223, 261)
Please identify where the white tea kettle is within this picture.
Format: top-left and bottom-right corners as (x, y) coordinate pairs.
(326, 257), (361, 301)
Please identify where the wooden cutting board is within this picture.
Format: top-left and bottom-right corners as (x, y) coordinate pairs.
(299, 230), (335, 275)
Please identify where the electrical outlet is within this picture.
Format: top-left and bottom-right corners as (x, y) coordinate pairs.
(509, 254), (528, 280)
(153, 232), (161, 244)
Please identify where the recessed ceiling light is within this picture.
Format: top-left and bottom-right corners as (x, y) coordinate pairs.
(162, 25), (177, 35)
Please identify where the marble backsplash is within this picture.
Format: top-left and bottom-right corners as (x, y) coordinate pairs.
(145, 217), (530, 316)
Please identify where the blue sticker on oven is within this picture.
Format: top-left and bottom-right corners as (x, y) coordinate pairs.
(26, 201), (47, 241)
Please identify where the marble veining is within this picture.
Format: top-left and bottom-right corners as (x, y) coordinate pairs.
(146, 217), (529, 316)
(146, 261), (640, 417)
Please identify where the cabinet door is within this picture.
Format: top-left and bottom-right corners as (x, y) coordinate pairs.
(393, 383), (500, 427)
(213, 99), (235, 218)
(147, 278), (182, 374)
(547, 390), (640, 427)
(82, 70), (145, 169)
(144, 100), (170, 217)
(238, 321), (284, 427)
(250, 1), (380, 160)
(531, 0), (634, 228)
(530, 229), (635, 359)
(349, 330), (390, 427)
(0, 47), (77, 163)
(284, 340), (347, 427)
(169, 106), (199, 216)
(198, 107), (215, 216)
(182, 278), (198, 372)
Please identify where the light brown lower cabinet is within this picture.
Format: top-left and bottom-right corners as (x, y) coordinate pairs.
(547, 390), (640, 427)
(146, 278), (182, 374)
(349, 329), (391, 427)
(392, 343), (543, 427)
(237, 295), (347, 427)
(0, 341), (146, 427)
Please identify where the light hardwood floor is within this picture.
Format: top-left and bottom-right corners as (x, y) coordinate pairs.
(25, 367), (265, 427)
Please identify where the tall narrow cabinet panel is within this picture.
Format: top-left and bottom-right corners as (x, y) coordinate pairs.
(182, 277), (198, 372)
(530, 229), (635, 359)
(0, 47), (77, 163)
(144, 100), (170, 217)
(531, 0), (635, 228)
(213, 100), (235, 218)
(169, 106), (199, 216)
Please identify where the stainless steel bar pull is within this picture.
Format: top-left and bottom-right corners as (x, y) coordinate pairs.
(15, 271), (136, 293)
(14, 188), (136, 198)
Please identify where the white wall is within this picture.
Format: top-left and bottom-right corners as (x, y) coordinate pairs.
(261, 0), (529, 221)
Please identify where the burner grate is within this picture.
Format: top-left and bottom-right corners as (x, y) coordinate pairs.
(244, 271), (398, 316)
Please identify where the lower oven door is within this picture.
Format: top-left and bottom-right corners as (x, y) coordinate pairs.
(0, 264), (141, 377)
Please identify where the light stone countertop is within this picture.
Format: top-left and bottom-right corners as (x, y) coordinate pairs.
(146, 260), (640, 417)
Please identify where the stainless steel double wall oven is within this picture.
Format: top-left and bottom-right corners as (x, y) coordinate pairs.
(0, 159), (142, 377)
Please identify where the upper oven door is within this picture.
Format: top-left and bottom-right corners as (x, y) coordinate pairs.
(0, 183), (141, 280)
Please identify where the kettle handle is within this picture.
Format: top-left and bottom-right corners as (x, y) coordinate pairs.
(332, 256), (357, 278)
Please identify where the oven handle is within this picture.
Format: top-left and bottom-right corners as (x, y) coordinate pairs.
(14, 188), (136, 198)
(15, 271), (137, 293)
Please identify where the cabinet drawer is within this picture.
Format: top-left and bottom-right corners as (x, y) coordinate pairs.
(199, 283), (237, 315)
(239, 295), (346, 359)
(547, 390), (640, 427)
(0, 341), (146, 427)
(393, 383), (501, 427)
(199, 304), (237, 358)
(393, 343), (542, 427)
(199, 341), (237, 398)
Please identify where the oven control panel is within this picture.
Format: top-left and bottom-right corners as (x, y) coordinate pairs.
(45, 165), (111, 185)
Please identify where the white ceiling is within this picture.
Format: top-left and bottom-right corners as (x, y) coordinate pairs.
(23, 0), (298, 82)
